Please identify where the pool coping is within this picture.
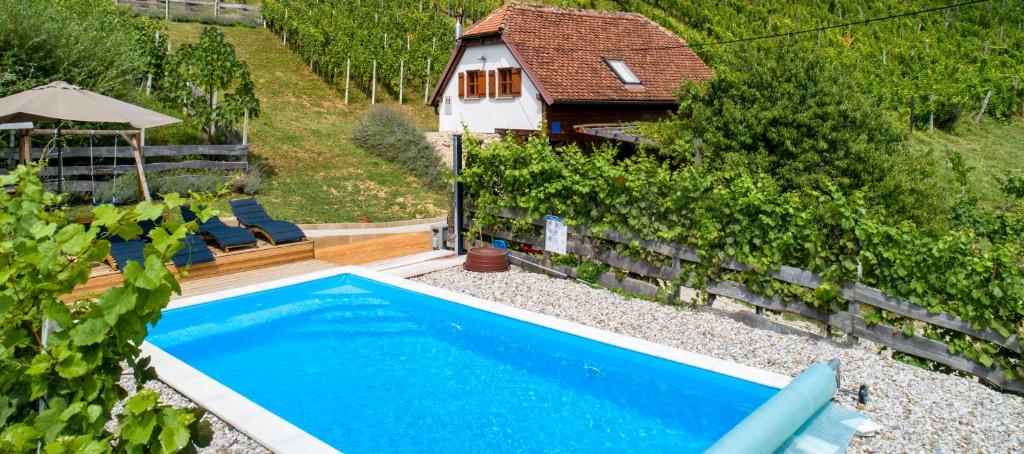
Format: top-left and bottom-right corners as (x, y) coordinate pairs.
(145, 264), (794, 453)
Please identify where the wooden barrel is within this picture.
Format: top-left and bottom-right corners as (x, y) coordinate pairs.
(464, 246), (509, 273)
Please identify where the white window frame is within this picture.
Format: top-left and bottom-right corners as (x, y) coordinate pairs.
(603, 58), (641, 85)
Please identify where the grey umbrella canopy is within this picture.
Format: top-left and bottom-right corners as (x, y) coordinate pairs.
(0, 81), (180, 128)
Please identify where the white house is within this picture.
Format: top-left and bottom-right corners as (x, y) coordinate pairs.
(429, 2), (712, 143)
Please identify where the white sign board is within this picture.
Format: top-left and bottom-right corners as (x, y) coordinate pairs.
(544, 215), (567, 254)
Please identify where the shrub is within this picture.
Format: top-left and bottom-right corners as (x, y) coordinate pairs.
(653, 41), (952, 231)
(92, 173), (142, 205)
(0, 0), (164, 98)
(351, 105), (449, 191)
(237, 165), (264, 195)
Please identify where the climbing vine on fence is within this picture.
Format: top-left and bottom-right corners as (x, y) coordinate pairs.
(460, 133), (1024, 383)
(0, 164), (220, 452)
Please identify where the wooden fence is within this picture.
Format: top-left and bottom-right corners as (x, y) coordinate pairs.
(117, 0), (261, 23)
(1, 144), (248, 193)
(469, 206), (1024, 393)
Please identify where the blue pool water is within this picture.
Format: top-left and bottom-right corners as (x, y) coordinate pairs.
(147, 274), (777, 453)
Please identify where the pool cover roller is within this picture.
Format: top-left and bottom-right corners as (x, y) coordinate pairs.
(706, 361), (861, 454)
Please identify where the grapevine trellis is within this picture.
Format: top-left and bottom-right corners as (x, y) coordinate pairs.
(261, 0), (457, 104)
(613, 0), (1024, 128)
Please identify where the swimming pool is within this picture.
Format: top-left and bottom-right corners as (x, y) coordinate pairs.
(146, 267), (791, 453)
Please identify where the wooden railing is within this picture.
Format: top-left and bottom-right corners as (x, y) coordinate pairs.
(117, 0), (261, 23)
(470, 206), (1024, 392)
(2, 144), (248, 193)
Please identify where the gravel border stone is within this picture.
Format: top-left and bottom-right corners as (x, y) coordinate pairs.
(415, 266), (1024, 453)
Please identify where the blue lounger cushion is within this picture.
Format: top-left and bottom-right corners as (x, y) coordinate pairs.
(229, 197), (306, 244)
(182, 205), (257, 251)
(171, 234), (216, 268)
(109, 238), (147, 272)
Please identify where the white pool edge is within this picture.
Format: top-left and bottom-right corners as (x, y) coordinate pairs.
(140, 343), (339, 454)
(149, 264), (795, 453)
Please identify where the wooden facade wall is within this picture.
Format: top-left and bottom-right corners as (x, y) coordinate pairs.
(543, 102), (675, 143)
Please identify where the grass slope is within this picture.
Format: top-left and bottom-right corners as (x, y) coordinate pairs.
(162, 21), (445, 223)
(910, 120), (1024, 207)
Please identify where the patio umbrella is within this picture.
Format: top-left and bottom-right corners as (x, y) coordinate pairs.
(0, 81), (179, 196)
(0, 81), (180, 128)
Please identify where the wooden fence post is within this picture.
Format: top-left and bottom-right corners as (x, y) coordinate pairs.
(214, 0), (219, 16)
(165, 0), (169, 20)
(344, 58), (351, 105)
(399, 60), (404, 104)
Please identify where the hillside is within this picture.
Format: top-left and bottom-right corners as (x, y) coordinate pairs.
(162, 21), (446, 223)
(911, 120), (1024, 207)
(263, 0), (1023, 198)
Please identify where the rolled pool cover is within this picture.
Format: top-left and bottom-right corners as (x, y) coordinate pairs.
(706, 362), (838, 454)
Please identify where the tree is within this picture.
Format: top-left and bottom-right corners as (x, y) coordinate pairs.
(652, 41), (951, 230)
(160, 27), (259, 141)
(0, 164), (216, 453)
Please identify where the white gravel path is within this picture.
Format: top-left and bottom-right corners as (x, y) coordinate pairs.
(415, 266), (1024, 453)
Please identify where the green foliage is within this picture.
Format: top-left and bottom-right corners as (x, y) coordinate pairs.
(159, 27), (260, 140)
(619, 0), (1024, 124)
(0, 0), (166, 98)
(261, 0), (456, 97)
(650, 40), (951, 230)
(576, 260), (610, 284)
(0, 164), (217, 452)
(461, 133), (1024, 382)
(351, 105), (449, 191)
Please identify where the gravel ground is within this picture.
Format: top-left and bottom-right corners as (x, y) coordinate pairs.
(415, 266), (1024, 453)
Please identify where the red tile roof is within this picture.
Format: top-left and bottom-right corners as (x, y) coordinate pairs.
(461, 2), (712, 104)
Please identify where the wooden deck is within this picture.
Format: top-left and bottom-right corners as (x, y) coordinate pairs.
(314, 232), (432, 265)
(68, 231), (448, 300)
(68, 240), (315, 300)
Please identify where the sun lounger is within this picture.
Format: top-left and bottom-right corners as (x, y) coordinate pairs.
(181, 205), (257, 251)
(105, 220), (215, 271)
(228, 198), (306, 245)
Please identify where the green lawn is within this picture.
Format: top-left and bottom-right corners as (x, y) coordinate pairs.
(910, 120), (1024, 207)
(162, 22), (446, 223)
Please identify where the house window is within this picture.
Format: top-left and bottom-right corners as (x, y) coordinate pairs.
(444, 96), (452, 115)
(465, 70), (484, 98)
(496, 68), (521, 97)
(604, 58), (641, 85)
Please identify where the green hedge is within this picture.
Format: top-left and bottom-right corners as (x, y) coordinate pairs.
(462, 133), (1024, 382)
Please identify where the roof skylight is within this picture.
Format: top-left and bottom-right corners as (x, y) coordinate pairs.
(604, 58), (641, 85)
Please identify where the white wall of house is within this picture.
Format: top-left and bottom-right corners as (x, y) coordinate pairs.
(438, 43), (543, 134)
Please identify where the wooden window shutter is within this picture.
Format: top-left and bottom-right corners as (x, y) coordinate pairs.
(488, 70), (496, 98)
(511, 68), (522, 96)
(458, 72), (465, 98)
(476, 71), (487, 98)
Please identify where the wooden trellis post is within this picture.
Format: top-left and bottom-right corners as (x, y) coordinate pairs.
(424, 58), (431, 104)
(399, 60), (405, 104)
(371, 60), (377, 105)
(345, 58), (351, 105)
